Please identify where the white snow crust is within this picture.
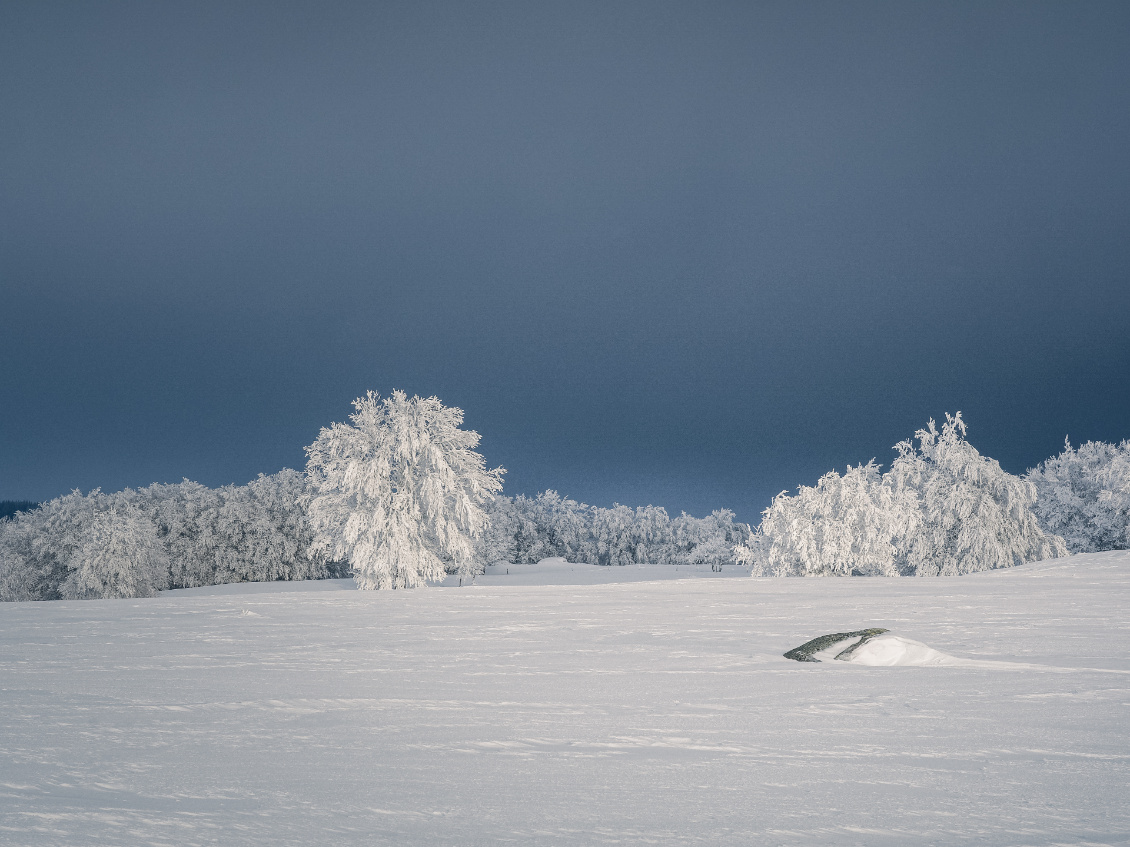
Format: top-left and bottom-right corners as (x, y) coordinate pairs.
(1, 551), (1128, 845)
(839, 633), (966, 666)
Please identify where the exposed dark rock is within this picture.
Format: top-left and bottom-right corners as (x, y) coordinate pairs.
(783, 628), (889, 662)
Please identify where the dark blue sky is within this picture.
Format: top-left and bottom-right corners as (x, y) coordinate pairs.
(2, 1), (1129, 523)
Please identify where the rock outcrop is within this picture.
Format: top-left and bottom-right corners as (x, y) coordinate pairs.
(783, 628), (889, 662)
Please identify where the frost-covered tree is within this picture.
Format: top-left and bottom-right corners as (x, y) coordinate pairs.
(481, 490), (591, 565)
(592, 504), (674, 566)
(305, 390), (505, 589)
(477, 494), (519, 567)
(0, 472), (337, 601)
(0, 489), (168, 600)
(58, 501), (169, 599)
(136, 471), (332, 588)
(8, 489), (106, 599)
(208, 470), (331, 584)
(1027, 439), (1130, 553)
(0, 500), (38, 521)
(0, 510), (43, 601)
(481, 491), (750, 568)
(525, 491), (595, 563)
(738, 413), (1066, 577)
(244, 469), (334, 580)
(671, 509), (753, 569)
(889, 413), (1065, 575)
(739, 460), (918, 577)
(138, 480), (223, 588)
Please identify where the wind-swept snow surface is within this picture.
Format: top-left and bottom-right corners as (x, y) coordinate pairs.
(1, 554), (1128, 845)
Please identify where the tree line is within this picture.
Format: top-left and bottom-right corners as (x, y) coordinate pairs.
(745, 414), (1129, 577)
(2, 392), (1129, 600)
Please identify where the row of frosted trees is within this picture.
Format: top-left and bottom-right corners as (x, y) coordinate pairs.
(744, 414), (1062, 577)
(479, 414), (1130, 578)
(0, 470), (343, 601)
(483, 492), (752, 569)
(744, 415), (1130, 577)
(3, 392), (1130, 600)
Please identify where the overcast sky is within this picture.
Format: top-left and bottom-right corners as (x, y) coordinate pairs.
(2, 1), (1129, 522)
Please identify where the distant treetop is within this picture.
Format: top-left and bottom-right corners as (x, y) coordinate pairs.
(0, 501), (39, 522)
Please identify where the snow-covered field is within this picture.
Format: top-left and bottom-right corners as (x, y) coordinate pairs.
(1, 553), (1128, 846)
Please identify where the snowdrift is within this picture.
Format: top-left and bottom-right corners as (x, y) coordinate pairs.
(793, 630), (1041, 668)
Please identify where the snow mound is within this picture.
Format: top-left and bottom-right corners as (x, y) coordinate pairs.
(791, 630), (1121, 672)
(839, 633), (962, 667)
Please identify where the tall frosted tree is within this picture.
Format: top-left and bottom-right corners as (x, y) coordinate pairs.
(889, 413), (1065, 575)
(304, 390), (505, 589)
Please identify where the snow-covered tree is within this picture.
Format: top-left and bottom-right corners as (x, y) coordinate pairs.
(738, 460), (917, 577)
(672, 509), (752, 569)
(889, 413), (1065, 575)
(304, 390), (505, 589)
(483, 490), (589, 565)
(523, 491), (595, 563)
(0, 489), (168, 600)
(58, 500), (169, 599)
(11, 489), (107, 599)
(2, 470), (342, 601)
(481, 492), (750, 568)
(137, 480), (223, 588)
(476, 494), (519, 567)
(0, 500), (38, 521)
(591, 503), (674, 566)
(136, 472), (334, 588)
(1027, 439), (1130, 553)
(207, 470), (331, 584)
(243, 469), (333, 580)
(0, 510), (43, 601)
(739, 413), (1066, 577)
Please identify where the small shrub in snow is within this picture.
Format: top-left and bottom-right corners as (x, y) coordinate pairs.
(1027, 439), (1130, 553)
(305, 390), (505, 588)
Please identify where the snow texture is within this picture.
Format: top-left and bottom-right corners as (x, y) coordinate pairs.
(0, 552), (1128, 845)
